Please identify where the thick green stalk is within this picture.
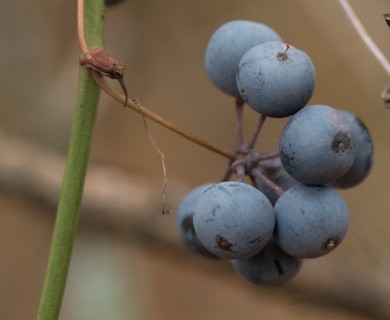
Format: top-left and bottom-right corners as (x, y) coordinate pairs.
(36, 0), (104, 319)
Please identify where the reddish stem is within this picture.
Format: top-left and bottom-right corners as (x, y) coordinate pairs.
(251, 168), (284, 197)
(220, 166), (233, 182)
(77, 0), (90, 58)
(231, 159), (246, 182)
(247, 114), (267, 149)
(257, 150), (279, 161)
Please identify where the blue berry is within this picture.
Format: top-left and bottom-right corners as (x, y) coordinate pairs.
(332, 111), (373, 188)
(236, 42), (316, 117)
(205, 20), (282, 98)
(232, 239), (302, 285)
(274, 184), (350, 258)
(279, 105), (355, 185)
(193, 181), (274, 259)
(176, 184), (217, 258)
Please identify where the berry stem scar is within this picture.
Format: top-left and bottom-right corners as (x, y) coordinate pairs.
(277, 44), (290, 61)
(77, 0), (128, 106)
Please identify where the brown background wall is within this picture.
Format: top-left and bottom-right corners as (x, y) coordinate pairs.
(1, 0), (390, 319)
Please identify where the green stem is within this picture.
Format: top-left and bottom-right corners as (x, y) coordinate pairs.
(36, 1), (104, 319)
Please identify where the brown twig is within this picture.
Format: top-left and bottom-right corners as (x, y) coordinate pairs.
(92, 72), (237, 160)
(77, 0), (128, 105)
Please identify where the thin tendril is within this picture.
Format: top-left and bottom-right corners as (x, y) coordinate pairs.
(337, 0), (390, 77)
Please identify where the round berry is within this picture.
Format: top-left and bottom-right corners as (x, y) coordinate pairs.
(236, 41), (316, 117)
(193, 181), (274, 259)
(279, 105), (355, 185)
(205, 20), (282, 98)
(274, 184), (350, 258)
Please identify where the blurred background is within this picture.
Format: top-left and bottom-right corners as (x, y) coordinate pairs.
(1, 0), (390, 319)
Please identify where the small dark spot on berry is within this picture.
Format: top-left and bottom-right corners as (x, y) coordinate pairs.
(277, 52), (288, 61)
(216, 235), (233, 251)
(331, 132), (352, 153)
(324, 238), (337, 250)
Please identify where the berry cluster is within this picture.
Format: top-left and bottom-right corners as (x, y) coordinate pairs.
(176, 20), (373, 286)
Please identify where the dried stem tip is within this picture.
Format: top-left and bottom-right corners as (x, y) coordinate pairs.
(81, 48), (125, 78)
(81, 48), (128, 106)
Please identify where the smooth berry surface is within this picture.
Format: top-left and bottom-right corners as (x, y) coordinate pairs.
(274, 184), (350, 258)
(205, 20), (282, 98)
(236, 41), (316, 117)
(279, 105), (355, 185)
(193, 181), (274, 259)
(232, 238), (302, 285)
